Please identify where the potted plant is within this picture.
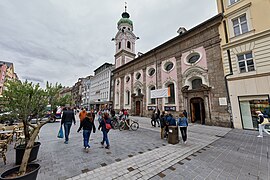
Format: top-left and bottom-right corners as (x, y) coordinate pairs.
(0, 80), (71, 180)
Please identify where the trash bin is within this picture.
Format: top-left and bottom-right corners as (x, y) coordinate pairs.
(168, 126), (179, 144)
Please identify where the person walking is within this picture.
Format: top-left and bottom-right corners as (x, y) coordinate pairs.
(61, 107), (76, 144)
(156, 108), (160, 127)
(178, 113), (188, 144)
(151, 110), (156, 127)
(77, 112), (96, 152)
(183, 110), (188, 118)
(98, 112), (112, 149)
(164, 112), (169, 139)
(256, 111), (270, 137)
(160, 111), (166, 139)
(79, 109), (87, 124)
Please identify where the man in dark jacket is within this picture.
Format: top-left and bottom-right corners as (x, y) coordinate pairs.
(61, 107), (76, 144)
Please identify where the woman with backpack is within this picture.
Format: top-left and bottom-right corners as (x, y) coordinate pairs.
(98, 112), (112, 149)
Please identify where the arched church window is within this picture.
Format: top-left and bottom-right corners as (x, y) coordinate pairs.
(125, 90), (130, 105)
(127, 41), (131, 49)
(138, 89), (141, 95)
(167, 83), (175, 104)
(150, 86), (156, 104)
(192, 78), (202, 89)
(118, 42), (121, 49)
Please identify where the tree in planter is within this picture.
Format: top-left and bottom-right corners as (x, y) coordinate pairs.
(2, 80), (70, 176)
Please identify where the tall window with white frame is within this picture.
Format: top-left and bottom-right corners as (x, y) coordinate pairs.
(232, 14), (248, 36)
(237, 52), (255, 73)
(125, 90), (130, 105)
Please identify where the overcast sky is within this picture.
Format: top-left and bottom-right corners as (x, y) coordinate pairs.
(0, 0), (217, 88)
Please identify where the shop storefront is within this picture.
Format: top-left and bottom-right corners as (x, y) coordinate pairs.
(239, 95), (270, 130)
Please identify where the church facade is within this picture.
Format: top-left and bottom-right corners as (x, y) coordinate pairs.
(112, 10), (231, 127)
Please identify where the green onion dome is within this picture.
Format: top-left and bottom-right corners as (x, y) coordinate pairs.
(117, 12), (133, 26)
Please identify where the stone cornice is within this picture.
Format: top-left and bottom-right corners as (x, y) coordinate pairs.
(227, 72), (270, 81)
(114, 49), (135, 59)
(222, 29), (270, 50)
(224, 2), (252, 18)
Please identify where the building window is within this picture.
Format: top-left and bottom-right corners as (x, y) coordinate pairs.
(118, 42), (121, 49)
(187, 53), (201, 64)
(126, 76), (130, 82)
(127, 41), (131, 49)
(116, 92), (119, 105)
(164, 62), (174, 72)
(166, 83), (175, 104)
(125, 90), (130, 105)
(192, 79), (202, 89)
(148, 68), (155, 76)
(237, 52), (255, 73)
(232, 14), (248, 36)
(229, 0), (240, 5)
(136, 72), (141, 80)
(137, 89), (141, 95)
(117, 80), (120, 85)
(149, 86), (156, 104)
(239, 96), (270, 130)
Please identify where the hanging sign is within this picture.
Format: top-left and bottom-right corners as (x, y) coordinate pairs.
(151, 88), (169, 98)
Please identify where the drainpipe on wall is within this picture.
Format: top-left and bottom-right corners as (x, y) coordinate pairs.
(224, 28), (234, 128)
(221, 5), (234, 128)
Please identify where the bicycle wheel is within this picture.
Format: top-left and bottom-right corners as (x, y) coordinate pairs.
(119, 121), (125, 131)
(130, 122), (139, 131)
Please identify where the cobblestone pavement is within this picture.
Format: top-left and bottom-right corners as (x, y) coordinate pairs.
(1, 115), (269, 180)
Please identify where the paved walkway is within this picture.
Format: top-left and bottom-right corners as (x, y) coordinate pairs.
(67, 116), (230, 180)
(1, 115), (270, 180)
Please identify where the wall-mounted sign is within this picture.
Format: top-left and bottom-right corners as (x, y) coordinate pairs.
(148, 106), (156, 111)
(164, 106), (176, 111)
(151, 88), (169, 98)
(219, 97), (227, 106)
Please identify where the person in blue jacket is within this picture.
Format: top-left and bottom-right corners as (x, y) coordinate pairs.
(178, 113), (188, 144)
(167, 113), (176, 126)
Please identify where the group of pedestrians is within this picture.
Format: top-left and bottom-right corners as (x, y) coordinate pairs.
(157, 110), (189, 144)
(60, 107), (112, 152)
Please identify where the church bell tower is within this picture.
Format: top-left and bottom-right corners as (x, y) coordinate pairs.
(112, 4), (138, 69)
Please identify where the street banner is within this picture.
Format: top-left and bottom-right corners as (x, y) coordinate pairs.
(151, 88), (169, 98)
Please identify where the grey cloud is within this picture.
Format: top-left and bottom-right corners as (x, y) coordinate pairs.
(0, 0), (217, 87)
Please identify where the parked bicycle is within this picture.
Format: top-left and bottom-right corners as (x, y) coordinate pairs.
(111, 116), (119, 129)
(119, 118), (139, 131)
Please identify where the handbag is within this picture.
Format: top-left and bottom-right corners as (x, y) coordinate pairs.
(57, 125), (64, 138)
(104, 119), (111, 130)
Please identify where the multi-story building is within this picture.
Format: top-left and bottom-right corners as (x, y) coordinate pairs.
(81, 75), (93, 110)
(72, 78), (83, 108)
(90, 63), (114, 111)
(0, 61), (18, 96)
(217, 0), (270, 129)
(112, 8), (231, 127)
